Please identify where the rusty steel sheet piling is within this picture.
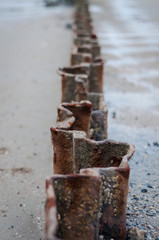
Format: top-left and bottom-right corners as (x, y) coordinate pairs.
(45, 0), (136, 239)
(59, 60), (104, 102)
(81, 164), (132, 240)
(88, 93), (108, 140)
(71, 44), (101, 64)
(50, 128), (86, 175)
(58, 64), (89, 102)
(45, 139), (134, 239)
(75, 76), (88, 101)
(45, 174), (101, 240)
(73, 36), (98, 46)
(50, 127), (134, 174)
(90, 110), (108, 140)
(89, 59), (104, 93)
(71, 52), (92, 65)
(59, 72), (88, 102)
(56, 99), (107, 141)
(56, 101), (92, 137)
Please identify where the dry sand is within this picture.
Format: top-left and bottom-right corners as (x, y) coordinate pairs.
(0, 6), (73, 240)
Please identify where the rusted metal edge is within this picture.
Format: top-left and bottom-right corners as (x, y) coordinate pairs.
(50, 127), (134, 174)
(56, 98), (108, 141)
(45, 0), (136, 239)
(58, 60), (104, 101)
(56, 101), (92, 138)
(46, 135), (135, 239)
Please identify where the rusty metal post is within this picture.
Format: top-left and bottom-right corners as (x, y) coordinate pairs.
(71, 52), (92, 65)
(59, 61), (103, 102)
(45, 173), (102, 240)
(56, 101), (92, 137)
(56, 99), (107, 141)
(73, 37), (98, 46)
(74, 137), (134, 172)
(87, 93), (108, 140)
(47, 133), (135, 239)
(45, 0), (136, 239)
(89, 59), (104, 93)
(90, 110), (108, 140)
(75, 76), (88, 102)
(58, 72), (88, 102)
(81, 162), (132, 240)
(71, 44), (100, 62)
(50, 128), (86, 174)
(56, 103), (75, 130)
(51, 127), (134, 174)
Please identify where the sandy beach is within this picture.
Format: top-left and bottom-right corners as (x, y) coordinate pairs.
(0, 4), (73, 240)
(0, 0), (159, 239)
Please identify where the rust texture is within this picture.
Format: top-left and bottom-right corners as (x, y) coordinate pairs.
(45, 0), (135, 239)
(56, 99), (107, 141)
(56, 101), (92, 137)
(51, 127), (134, 174)
(46, 174), (102, 240)
(71, 44), (100, 65)
(81, 166), (130, 240)
(46, 131), (134, 239)
(59, 60), (104, 102)
(50, 128), (86, 175)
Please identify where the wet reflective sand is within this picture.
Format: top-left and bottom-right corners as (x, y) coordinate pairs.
(90, 0), (159, 238)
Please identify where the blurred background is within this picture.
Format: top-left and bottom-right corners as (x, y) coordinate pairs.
(0, 0), (159, 239)
(0, 0), (76, 20)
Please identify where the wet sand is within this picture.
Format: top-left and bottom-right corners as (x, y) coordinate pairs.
(0, 6), (73, 240)
(90, 0), (159, 238)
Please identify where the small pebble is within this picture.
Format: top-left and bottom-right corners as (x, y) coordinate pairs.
(65, 23), (72, 29)
(146, 213), (156, 216)
(112, 112), (116, 119)
(152, 193), (158, 198)
(147, 184), (153, 189)
(141, 189), (148, 193)
(8, 225), (14, 229)
(133, 197), (139, 201)
(153, 142), (159, 147)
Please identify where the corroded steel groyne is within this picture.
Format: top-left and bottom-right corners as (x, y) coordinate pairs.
(45, 0), (135, 239)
